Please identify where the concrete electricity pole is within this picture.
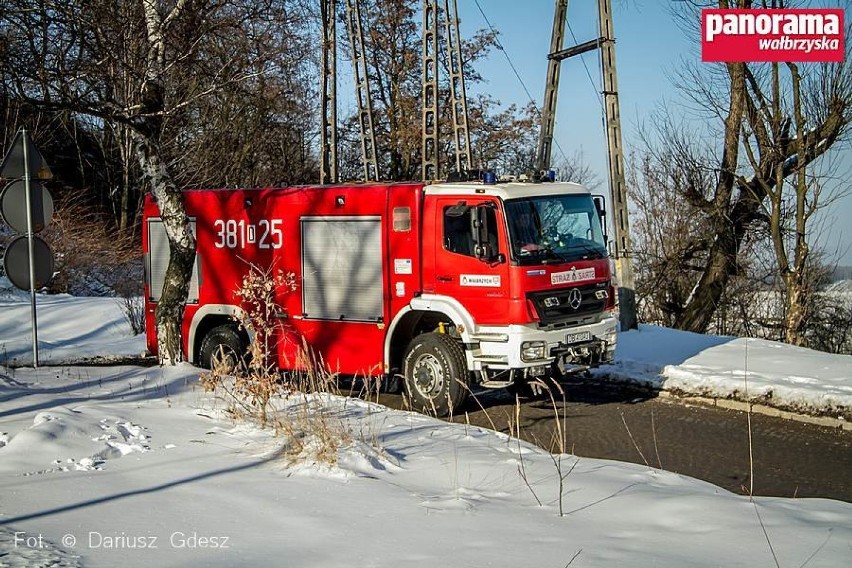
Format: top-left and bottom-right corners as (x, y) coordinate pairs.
(320, 0), (338, 184)
(345, 0), (379, 181)
(536, 0), (567, 174)
(598, 0), (637, 330)
(421, 0), (439, 181)
(536, 0), (638, 330)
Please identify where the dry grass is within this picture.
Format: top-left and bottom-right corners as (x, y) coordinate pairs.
(42, 198), (141, 297)
(199, 264), (354, 467)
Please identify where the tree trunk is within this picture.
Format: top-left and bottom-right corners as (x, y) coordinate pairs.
(133, 132), (196, 364)
(136, 0), (196, 364)
(675, 60), (746, 333)
(780, 62), (811, 348)
(676, 233), (735, 333)
(784, 277), (808, 346)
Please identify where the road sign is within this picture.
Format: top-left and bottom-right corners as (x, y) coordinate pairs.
(1, 179), (53, 233)
(3, 235), (54, 289)
(0, 129), (54, 368)
(0, 130), (53, 180)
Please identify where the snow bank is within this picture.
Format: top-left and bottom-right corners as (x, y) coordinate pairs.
(0, 294), (146, 366)
(602, 325), (852, 419)
(1, 295), (851, 565)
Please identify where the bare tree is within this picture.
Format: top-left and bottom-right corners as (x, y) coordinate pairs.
(358, 0), (422, 180)
(0, 0), (309, 363)
(650, 0), (852, 334)
(467, 97), (538, 176)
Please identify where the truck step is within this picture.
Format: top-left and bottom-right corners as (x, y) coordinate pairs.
(473, 354), (508, 364)
(470, 333), (509, 343)
(479, 380), (513, 389)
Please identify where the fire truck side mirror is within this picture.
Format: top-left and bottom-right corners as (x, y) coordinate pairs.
(593, 195), (608, 244)
(474, 243), (503, 263)
(593, 195), (606, 217)
(472, 203), (502, 263)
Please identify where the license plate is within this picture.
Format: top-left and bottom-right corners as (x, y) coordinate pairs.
(565, 331), (592, 344)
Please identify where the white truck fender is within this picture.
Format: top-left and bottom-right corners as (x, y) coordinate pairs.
(188, 304), (251, 364)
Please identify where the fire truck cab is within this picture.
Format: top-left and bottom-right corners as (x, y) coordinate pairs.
(143, 179), (617, 415)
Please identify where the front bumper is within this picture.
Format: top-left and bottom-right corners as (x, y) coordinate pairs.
(468, 314), (617, 376)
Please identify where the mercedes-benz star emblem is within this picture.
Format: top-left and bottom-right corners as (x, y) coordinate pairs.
(567, 288), (582, 310)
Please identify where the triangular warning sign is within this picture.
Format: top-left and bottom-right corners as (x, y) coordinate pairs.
(0, 130), (53, 180)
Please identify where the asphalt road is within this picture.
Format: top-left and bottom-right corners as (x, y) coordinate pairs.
(372, 376), (852, 502)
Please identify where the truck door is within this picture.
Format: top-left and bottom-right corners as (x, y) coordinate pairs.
(432, 197), (510, 323)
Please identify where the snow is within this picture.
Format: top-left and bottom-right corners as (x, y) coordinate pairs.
(1, 295), (851, 567)
(0, 289), (146, 366)
(825, 279), (852, 294)
(603, 325), (852, 419)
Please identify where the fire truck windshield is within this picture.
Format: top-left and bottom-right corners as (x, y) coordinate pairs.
(505, 194), (607, 265)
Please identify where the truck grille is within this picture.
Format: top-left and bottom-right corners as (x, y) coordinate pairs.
(528, 281), (609, 326)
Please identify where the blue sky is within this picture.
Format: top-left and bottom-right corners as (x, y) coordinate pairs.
(454, 0), (852, 265)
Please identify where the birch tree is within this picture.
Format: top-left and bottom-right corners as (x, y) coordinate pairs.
(0, 0), (302, 363)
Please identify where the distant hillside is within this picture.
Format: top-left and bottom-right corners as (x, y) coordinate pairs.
(832, 266), (852, 281)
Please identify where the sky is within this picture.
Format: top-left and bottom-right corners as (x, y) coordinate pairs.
(452, 0), (852, 265)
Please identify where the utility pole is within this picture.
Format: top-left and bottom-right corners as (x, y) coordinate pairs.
(421, 0), (439, 181)
(320, 0), (338, 184)
(535, 0), (567, 174)
(345, 0), (379, 181)
(598, 0), (636, 330)
(443, 0), (471, 174)
(535, 0), (637, 330)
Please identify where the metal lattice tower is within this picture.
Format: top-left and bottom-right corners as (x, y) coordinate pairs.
(345, 0), (379, 181)
(421, 0), (439, 181)
(320, 0), (338, 184)
(443, 0), (471, 174)
(535, 0), (568, 174)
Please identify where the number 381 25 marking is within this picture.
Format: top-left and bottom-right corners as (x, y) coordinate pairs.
(213, 219), (283, 249)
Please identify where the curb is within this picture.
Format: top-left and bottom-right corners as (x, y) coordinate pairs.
(657, 390), (852, 431)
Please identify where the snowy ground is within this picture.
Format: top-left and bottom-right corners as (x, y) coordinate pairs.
(0, 285), (145, 366)
(603, 325), (852, 420)
(1, 293), (851, 566)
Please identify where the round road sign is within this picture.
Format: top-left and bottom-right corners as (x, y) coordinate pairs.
(0, 179), (54, 233)
(3, 235), (55, 290)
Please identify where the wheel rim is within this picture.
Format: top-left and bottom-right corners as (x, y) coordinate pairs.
(411, 352), (445, 399)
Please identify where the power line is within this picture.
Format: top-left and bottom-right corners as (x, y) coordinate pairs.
(471, 0), (569, 166)
(471, 0), (537, 108)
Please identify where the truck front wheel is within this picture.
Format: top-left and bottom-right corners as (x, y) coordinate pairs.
(402, 333), (469, 417)
(199, 325), (247, 373)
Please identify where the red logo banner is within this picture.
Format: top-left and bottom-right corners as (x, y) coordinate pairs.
(702, 8), (845, 62)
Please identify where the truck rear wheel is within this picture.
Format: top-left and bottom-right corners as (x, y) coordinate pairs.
(402, 332), (469, 417)
(199, 325), (247, 373)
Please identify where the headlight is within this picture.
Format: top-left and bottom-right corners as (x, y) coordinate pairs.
(521, 341), (547, 362)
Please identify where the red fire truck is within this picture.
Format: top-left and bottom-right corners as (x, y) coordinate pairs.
(143, 179), (617, 415)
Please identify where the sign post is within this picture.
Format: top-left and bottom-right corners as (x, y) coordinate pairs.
(23, 132), (39, 366)
(0, 129), (54, 367)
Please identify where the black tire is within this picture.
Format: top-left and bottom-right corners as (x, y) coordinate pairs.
(199, 325), (247, 373)
(402, 332), (469, 417)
